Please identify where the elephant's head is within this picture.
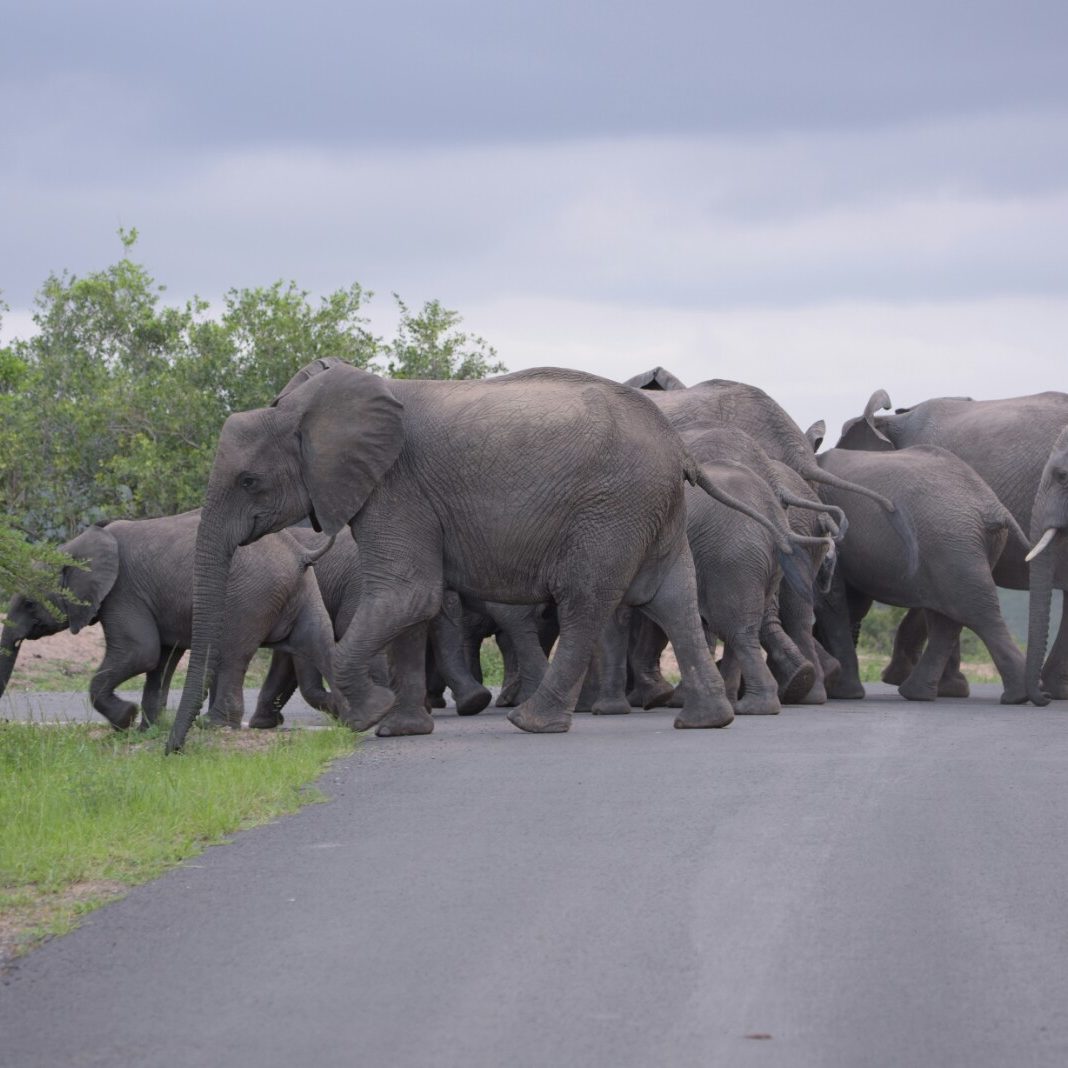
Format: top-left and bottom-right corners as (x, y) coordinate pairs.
(166, 360), (405, 752)
(1024, 425), (1068, 705)
(0, 525), (117, 696)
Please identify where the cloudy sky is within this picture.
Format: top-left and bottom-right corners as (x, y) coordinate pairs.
(3, 0), (1066, 440)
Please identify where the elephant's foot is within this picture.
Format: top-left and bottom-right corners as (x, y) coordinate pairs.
(426, 691), (447, 709)
(880, 658), (917, 686)
(999, 684), (1028, 705)
(97, 698), (139, 732)
(454, 683), (492, 716)
(937, 672), (970, 698)
(592, 697), (631, 716)
(798, 680), (828, 705)
(1039, 674), (1068, 700)
(496, 676), (521, 707)
(777, 661), (816, 705)
(897, 676), (937, 702)
(627, 676), (675, 710)
(673, 695), (734, 729)
(734, 691), (781, 715)
(826, 678), (866, 700)
(507, 701), (571, 733)
(249, 708), (285, 730)
(376, 706), (435, 736)
(204, 709), (243, 729)
(338, 684), (396, 733)
(821, 654), (842, 692)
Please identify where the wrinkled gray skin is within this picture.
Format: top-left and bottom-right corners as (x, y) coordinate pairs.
(681, 426), (839, 704)
(627, 373), (917, 567)
(247, 527), (367, 729)
(167, 362), (756, 751)
(837, 389), (1068, 704)
(813, 446), (1029, 704)
(626, 461), (801, 716)
(0, 511), (340, 729)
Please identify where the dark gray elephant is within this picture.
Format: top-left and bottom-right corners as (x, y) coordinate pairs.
(812, 444), (1028, 703)
(836, 389), (1068, 703)
(0, 511), (340, 729)
(167, 361), (803, 751)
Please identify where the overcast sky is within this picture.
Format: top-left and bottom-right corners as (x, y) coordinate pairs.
(3, 0), (1067, 441)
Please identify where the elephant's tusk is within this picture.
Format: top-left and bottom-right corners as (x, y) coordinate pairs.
(1025, 527), (1057, 562)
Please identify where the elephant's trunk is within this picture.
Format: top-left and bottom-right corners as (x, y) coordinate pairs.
(1026, 533), (1058, 706)
(165, 511), (239, 753)
(0, 625), (23, 699)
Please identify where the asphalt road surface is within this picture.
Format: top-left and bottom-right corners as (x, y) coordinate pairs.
(2, 684), (1067, 1067)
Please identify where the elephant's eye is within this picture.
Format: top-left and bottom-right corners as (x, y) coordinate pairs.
(239, 473), (258, 491)
(1056, 469), (1068, 485)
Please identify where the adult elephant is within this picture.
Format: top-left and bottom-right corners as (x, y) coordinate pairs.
(837, 389), (1068, 703)
(166, 362), (798, 751)
(0, 511), (340, 729)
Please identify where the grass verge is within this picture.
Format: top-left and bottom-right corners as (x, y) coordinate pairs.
(0, 719), (356, 964)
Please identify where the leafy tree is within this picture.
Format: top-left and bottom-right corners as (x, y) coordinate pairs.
(0, 230), (507, 575)
(383, 295), (506, 380)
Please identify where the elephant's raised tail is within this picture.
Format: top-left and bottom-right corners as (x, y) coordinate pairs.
(806, 467), (919, 574)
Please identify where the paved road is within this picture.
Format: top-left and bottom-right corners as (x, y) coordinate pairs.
(2, 685), (1067, 1067)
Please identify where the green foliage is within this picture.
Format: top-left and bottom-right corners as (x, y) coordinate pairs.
(384, 295), (506, 380)
(857, 603), (991, 662)
(0, 721), (356, 952)
(0, 231), (506, 574)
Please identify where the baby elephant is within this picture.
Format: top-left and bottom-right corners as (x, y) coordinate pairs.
(813, 444), (1029, 704)
(0, 510), (341, 730)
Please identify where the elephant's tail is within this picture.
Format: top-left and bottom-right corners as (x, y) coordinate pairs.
(989, 506), (1030, 558)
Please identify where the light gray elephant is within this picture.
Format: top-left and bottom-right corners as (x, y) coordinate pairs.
(0, 511), (340, 729)
(812, 444), (1029, 704)
(837, 389), (1068, 703)
(166, 361), (808, 751)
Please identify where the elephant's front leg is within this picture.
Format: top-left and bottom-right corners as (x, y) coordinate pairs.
(334, 581), (443, 733)
(377, 622), (435, 736)
(92, 611), (161, 730)
(1040, 597), (1068, 699)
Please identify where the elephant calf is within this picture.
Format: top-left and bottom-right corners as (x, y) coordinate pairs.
(813, 445), (1029, 704)
(0, 510), (340, 730)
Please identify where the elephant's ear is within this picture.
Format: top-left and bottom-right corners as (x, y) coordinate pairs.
(282, 365), (405, 536)
(836, 389), (895, 451)
(805, 420), (826, 453)
(271, 357), (351, 406)
(61, 525), (120, 634)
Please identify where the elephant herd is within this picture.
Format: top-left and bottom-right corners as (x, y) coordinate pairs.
(1, 359), (1065, 752)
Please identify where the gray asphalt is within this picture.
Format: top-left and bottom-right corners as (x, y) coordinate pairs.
(2, 685), (1067, 1067)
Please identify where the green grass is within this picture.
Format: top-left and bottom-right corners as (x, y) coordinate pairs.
(0, 718), (356, 958)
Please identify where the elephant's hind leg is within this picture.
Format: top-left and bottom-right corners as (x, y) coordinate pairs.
(250, 651), (298, 729)
(636, 548), (734, 729)
(508, 592), (621, 733)
(898, 611), (960, 701)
